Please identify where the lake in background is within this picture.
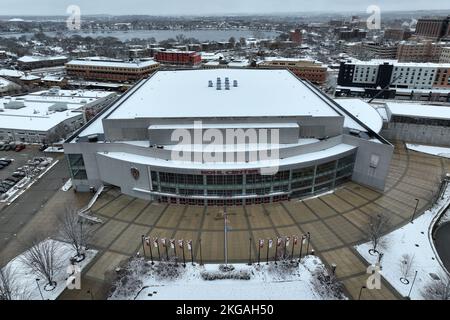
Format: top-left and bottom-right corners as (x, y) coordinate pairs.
(0, 29), (280, 42)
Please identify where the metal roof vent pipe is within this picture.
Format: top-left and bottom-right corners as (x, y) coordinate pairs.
(233, 80), (238, 87)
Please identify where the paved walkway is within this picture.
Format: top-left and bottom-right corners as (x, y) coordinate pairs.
(48, 142), (450, 299)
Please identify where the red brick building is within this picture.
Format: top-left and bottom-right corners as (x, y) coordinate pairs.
(154, 50), (202, 66)
(289, 29), (303, 44)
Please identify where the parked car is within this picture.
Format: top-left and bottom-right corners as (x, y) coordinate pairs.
(2, 180), (15, 187)
(1, 183), (12, 190)
(2, 145), (10, 151)
(0, 165), (4, 170)
(39, 144), (48, 152)
(0, 145), (6, 151)
(12, 172), (26, 178)
(5, 177), (20, 183)
(0, 161), (9, 166)
(0, 158), (12, 164)
(15, 144), (25, 152)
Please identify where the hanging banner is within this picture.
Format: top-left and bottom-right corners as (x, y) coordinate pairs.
(170, 239), (175, 249)
(293, 236), (298, 245)
(178, 239), (184, 248)
(144, 236), (150, 246)
(268, 239), (273, 248)
(153, 237), (159, 248)
(187, 240), (192, 251)
(259, 239), (264, 248)
(161, 238), (166, 247)
(285, 236), (290, 247)
(276, 237), (282, 247)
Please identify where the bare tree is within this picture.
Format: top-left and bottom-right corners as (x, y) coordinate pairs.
(20, 238), (63, 288)
(365, 214), (390, 254)
(422, 273), (450, 300)
(0, 264), (31, 300)
(399, 254), (415, 280)
(59, 208), (93, 262)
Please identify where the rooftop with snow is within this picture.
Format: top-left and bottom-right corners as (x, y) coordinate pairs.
(0, 89), (113, 132)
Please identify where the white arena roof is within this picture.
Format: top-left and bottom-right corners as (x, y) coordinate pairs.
(335, 98), (384, 133)
(107, 69), (341, 120)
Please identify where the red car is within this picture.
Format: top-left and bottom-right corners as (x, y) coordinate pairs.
(15, 144), (25, 152)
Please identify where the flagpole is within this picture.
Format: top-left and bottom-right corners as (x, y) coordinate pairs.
(141, 235), (146, 258)
(181, 241), (186, 267)
(299, 235), (304, 261)
(291, 236), (296, 262)
(274, 238), (278, 265)
(173, 240), (177, 266)
(306, 232), (311, 256)
(223, 206), (228, 266)
(266, 239), (270, 264)
(248, 237), (252, 266)
(165, 240), (169, 261)
(257, 240), (261, 266)
(148, 237), (154, 265)
(155, 238), (161, 261)
(199, 238), (203, 266)
(283, 237), (287, 259)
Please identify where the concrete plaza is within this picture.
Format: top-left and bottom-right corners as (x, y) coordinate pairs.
(40, 142), (450, 299)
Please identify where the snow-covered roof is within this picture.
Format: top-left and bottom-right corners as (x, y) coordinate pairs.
(18, 55), (67, 63)
(66, 58), (158, 69)
(20, 75), (41, 81)
(335, 98), (384, 133)
(387, 102), (450, 120)
(0, 89), (113, 132)
(107, 69), (341, 120)
(0, 69), (24, 78)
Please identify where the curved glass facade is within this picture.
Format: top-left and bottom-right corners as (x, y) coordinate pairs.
(149, 153), (356, 206)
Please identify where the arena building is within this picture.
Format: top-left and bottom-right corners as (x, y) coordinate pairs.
(64, 69), (393, 206)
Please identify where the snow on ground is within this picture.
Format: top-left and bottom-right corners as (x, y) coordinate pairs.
(44, 146), (64, 153)
(355, 184), (450, 299)
(1, 239), (97, 300)
(109, 256), (347, 300)
(61, 178), (72, 192)
(406, 143), (450, 159)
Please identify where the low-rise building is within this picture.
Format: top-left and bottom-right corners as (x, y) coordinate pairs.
(17, 55), (68, 70)
(440, 47), (450, 63)
(257, 58), (328, 85)
(397, 41), (447, 62)
(0, 88), (116, 144)
(0, 77), (20, 94)
(154, 50), (202, 66)
(65, 57), (160, 82)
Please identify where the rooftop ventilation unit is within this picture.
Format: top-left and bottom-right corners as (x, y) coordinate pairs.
(225, 82), (230, 90)
(208, 80), (213, 87)
(4, 100), (25, 109)
(48, 102), (68, 112)
(233, 80), (238, 87)
(216, 77), (222, 90)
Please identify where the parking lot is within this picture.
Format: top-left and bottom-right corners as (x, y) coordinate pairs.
(0, 144), (56, 201)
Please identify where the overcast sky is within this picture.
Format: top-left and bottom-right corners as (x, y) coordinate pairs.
(0, 0), (449, 16)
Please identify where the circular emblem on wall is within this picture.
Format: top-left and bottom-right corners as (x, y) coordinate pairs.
(130, 167), (140, 180)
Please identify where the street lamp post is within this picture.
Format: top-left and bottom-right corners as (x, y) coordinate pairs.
(35, 278), (44, 300)
(407, 271), (418, 299)
(410, 199), (419, 223)
(358, 286), (367, 300)
(299, 235), (305, 261)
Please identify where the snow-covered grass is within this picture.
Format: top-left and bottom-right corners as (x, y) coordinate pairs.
(406, 143), (450, 159)
(1, 239), (97, 300)
(109, 256), (347, 300)
(355, 183), (450, 300)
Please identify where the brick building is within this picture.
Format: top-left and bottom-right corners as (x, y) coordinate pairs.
(154, 50), (202, 66)
(415, 16), (450, 40)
